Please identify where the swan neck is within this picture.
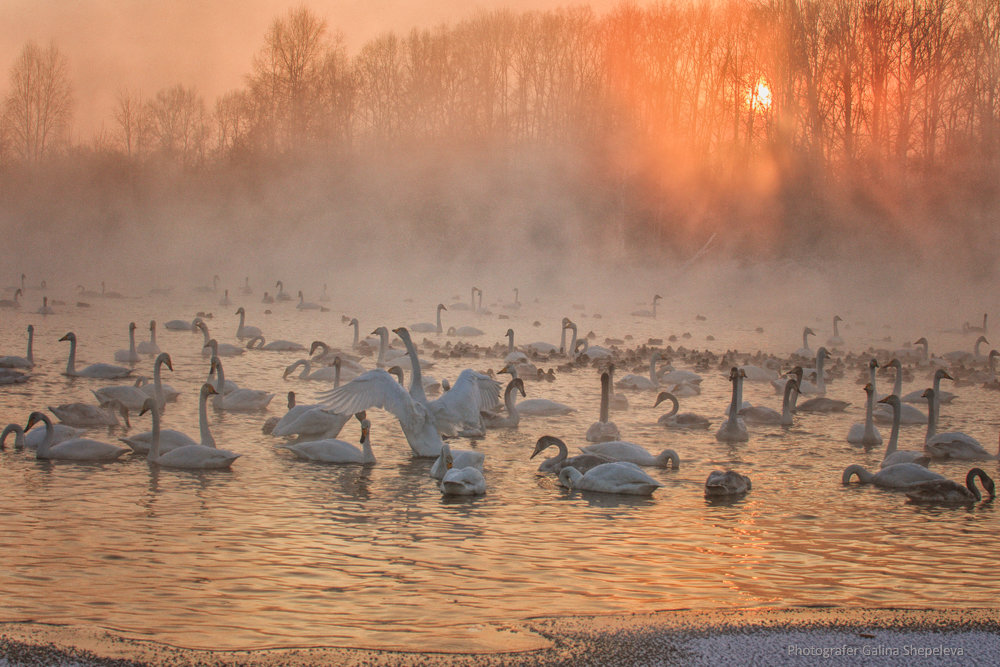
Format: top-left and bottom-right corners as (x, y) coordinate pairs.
(892, 364), (902, 396)
(599, 375), (610, 423)
(885, 401), (901, 454)
(36, 416), (54, 458)
(925, 394), (938, 442)
(200, 388), (215, 447)
(842, 464), (874, 484)
(398, 331), (427, 404)
(148, 404), (161, 460)
(26, 327), (33, 362)
(436, 305), (443, 333)
(863, 388), (875, 436)
(153, 358), (165, 408)
(65, 336), (76, 374)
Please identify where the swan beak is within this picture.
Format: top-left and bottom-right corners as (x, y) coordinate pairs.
(59, 333), (71, 342)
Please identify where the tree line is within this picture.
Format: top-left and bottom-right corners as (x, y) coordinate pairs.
(1, 1), (998, 264)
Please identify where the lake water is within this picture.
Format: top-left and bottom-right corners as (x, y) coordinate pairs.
(1, 283), (997, 652)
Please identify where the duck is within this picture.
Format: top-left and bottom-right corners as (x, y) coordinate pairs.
(282, 414), (374, 464)
(922, 388), (996, 460)
(481, 377), (526, 429)
(144, 390), (241, 469)
(585, 372), (620, 442)
(654, 391), (711, 429)
(530, 435), (613, 474)
(26, 412), (130, 462)
(905, 468), (996, 504)
(60, 332), (132, 379)
(430, 442), (485, 479)
(875, 395), (929, 467)
(136, 320), (160, 355)
(579, 440), (679, 468)
(846, 383), (883, 447)
(704, 470), (752, 498)
(841, 462), (945, 489)
(49, 399), (130, 427)
(558, 462), (661, 496)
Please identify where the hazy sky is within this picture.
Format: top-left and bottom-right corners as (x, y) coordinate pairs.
(0, 0), (618, 138)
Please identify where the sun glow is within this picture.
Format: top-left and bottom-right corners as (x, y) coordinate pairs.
(748, 77), (772, 111)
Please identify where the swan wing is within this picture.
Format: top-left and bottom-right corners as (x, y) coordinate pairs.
(317, 369), (423, 425)
(430, 369), (501, 431)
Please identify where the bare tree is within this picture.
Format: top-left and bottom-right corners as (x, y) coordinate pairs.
(114, 88), (150, 159)
(147, 84), (208, 167)
(3, 41), (73, 162)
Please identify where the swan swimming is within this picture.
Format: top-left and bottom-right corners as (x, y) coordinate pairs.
(26, 412), (131, 462)
(846, 383), (883, 447)
(654, 391), (711, 429)
(282, 414), (374, 464)
(922, 388), (995, 460)
(579, 440), (679, 468)
(558, 461), (661, 496)
(905, 468), (996, 504)
(440, 449), (487, 496)
(0, 324), (34, 369)
(585, 372), (620, 442)
(235, 307), (263, 340)
(716, 367), (749, 442)
(60, 332), (132, 379)
(210, 357), (274, 411)
(841, 462), (945, 489)
(411, 304), (447, 333)
(739, 378), (798, 426)
(430, 442), (485, 479)
(875, 395), (929, 467)
(481, 378), (526, 429)
(144, 390), (241, 470)
(531, 435), (613, 474)
(49, 399), (130, 427)
(136, 320), (160, 355)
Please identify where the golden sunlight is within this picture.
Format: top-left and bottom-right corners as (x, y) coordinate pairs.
(747, 76), (772, 111)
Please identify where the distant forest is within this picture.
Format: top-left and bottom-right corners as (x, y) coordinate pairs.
(2, 0), (999, 272)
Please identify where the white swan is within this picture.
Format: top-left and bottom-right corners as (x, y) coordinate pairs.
(846, 383), (883, 447)
(606, 364), (629, 411)
(283, 415), (373, 464)
(531, 435), (612, 473)
(23, 422), (83, 449)
(136, 320), (160, 355)
(137, 353), (180, 406)
(1, 423), (26, 450)
(411, 304), (447, 333)
(558, 462), (661, 496)
(430, 442), (485, 479)
(826, 315), (844, 346)
(219, 289), (232, 306)
(585, 372), (620, 442)
(0, 288), (22, 308)
(705, 470), (752, 498)
(875, 395), (929, 467)
(284, 358), (351, 383)
(144, 390), (241, 469)
(580, 440), (679, 468)
(163, 318), (195, 331)
(872, 359), (927, 424)
(196, 321), (244, 357)
(440, 448), (487, 496)
(26, 412), (130, 462)
(275, 280), (292, 301)
(121, 364), (206, 454)
(210, 357), (274, 411)
(841, 462), (945, 489)
(60, 332), (132, 379)
(49, 399), (130, 427)
(296, 290), (321, 310)
(318, 367), (444, 458)
(481, 378), (526, 429)
(630, 294), (662, 318)
(525, 318), (574, 356)
(93, 380), (150, 412)
(793, 326), (816, 359)
(448, 325), (485, 337)
(246, 335), (306, 352)
(901, 368), (955, 406)
(654, 391), (711, 429)
(922, 388), (996, 460)
(963, 313), (988, 335)
(0, 324), (34, 369)
(241, 277), (253, 295)
(943, 334), (990, 364)
(35, 296), (54, 315)
(739, 378), (798, 426)
(716, 367), (749, 442)
(448, 286), (478, 311)
(905, 468), (996, 504)
(235, 307), (262, 340)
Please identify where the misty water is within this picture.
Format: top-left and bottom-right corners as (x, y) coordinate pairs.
(1, 273), (998, 652)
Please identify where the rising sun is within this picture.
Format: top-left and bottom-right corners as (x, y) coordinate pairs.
(748, 77), (772, 110)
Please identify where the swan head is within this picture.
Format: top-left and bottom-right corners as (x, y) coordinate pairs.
(1, 423), (26, 450)
(803, 327), (815, 336)
(868, 358), (879, 370)
(282, 360), (305, 379)
(129, 322), (136, 332)
(877, 394), (901, 408)
(286, 391), (296, 408)
(59, 332), (76, 343)
(653, 294), (662, 303)
(438, 303), (447, 311)
(392, 326), (411, 340)
(138, 398), (157, 417)
(921, 388), (935, 402)
(862, 383), (873, 395)
(935, 369), (953, 381)
(968, 468), (996, 500)
(25, 411), (51, 432)
(510, 378), (526, 398)
(558, 466), (583, 488)
(200, 383), (219, 398)
(977, 335), (989, 346)
(27, 324), (33, 334)
(156, 353), (173, 372)
(653, 391), (679, 413)
(531, 435), (564, 459)
(309, 340), (329, 356)
(913, 337), (929, 346)
(387, 366), (404, 383)
(359, 419), (371, 444)
(235, 307), (245, 315)
(834, 315), (843, 323)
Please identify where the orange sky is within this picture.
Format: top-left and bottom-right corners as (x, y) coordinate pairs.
(0, 0), (619, 139)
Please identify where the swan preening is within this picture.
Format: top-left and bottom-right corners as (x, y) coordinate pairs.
(558, 462), (661, 496)
(705, 470), (751, 498)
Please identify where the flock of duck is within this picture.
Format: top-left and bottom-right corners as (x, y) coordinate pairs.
(1, 275), (998, 506)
